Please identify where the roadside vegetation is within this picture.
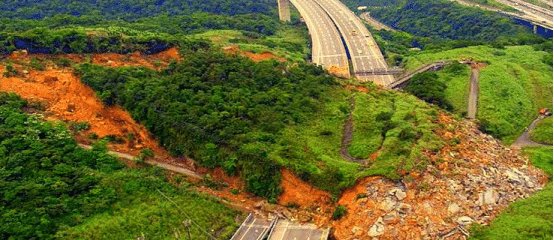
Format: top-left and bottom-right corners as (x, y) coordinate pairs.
(462, 0), (517, 12)
(0, 93), (241, 240)
(403, 45), (553, 143)
(471, 146), (553, 239)
(530, 117), (553, 145)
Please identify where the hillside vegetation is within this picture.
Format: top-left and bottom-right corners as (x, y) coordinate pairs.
(0, 0), (276, 20)
(348, 0), (540, 43)
(404, 45), (553, 143)
(74, 47), (447, 197)
(190, 26), (309, 62)
(530, 117), (553, 145)
(0, 93), (240, 240)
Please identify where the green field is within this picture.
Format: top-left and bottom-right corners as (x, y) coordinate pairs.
(404, 45), (553, 143)
(0, 93), (241, 240)
(470, 146), (553, 239)
(530, 117), (553, 145)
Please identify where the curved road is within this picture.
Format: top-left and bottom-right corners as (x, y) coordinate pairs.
(314, 0), (395, 86)
(289, 0), (350, 78)
(289, 0), (394, 86)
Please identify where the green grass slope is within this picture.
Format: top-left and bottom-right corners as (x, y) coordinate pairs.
(470, 146), (553, 239)
(0, 93), (241, 240)
(404, 45), (553, 143)
(271, 83), (444, 194)
(530, 117), (553, 145)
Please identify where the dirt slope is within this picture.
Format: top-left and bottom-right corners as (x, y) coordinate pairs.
(222, 45), (286, 62)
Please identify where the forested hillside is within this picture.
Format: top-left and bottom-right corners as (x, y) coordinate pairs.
(0, 0), (280, 55)
(0, 0), (276, 20)
(76, 50), (335, 199)
(0, 93), (240, 239)
(346, 0), (541, 44)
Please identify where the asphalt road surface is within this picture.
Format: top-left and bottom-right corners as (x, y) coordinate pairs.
(313, 0), (395, 86)
(268, 220), (329, 240)
(230, 214), (273, 240)
(467, 68), (479, 119)
(289, 0), (349, 77)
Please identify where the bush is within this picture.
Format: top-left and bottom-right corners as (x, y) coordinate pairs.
(332, 205), (347, 220)
(135, 148), (155, 163)
(405, 72), (453, 110)
(69, 121), (91, 132)
(29, 58), (45, 70)
(3, 63), (18, 77)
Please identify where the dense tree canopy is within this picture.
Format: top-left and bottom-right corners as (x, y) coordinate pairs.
(0, 0), (276, 20)
(0, 93), (239, 239)
(346, 0), (541, 43)
(76, 49), (337, 199)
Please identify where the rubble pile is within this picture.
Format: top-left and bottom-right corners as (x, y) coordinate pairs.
(332, 115), (547, 239)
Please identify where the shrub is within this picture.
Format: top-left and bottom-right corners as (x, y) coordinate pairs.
(332, 205), (347, 220)
(29, 58), (45, 70)
(69, 121), (91, 132)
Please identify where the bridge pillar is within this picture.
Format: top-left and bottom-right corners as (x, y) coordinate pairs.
(533, 24), (538, 34)
(277, 0), (291, 22)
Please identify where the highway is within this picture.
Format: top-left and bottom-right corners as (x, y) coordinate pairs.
(230, 214), (273, 240)
(268, 219), (329, 240)
(313, 0), (395, 86)
(454, 0), (553, 29)
(289, 0), (350, 78)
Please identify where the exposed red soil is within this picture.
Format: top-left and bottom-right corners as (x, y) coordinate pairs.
(328, 65), (351, 79)
(279, 169), (332, 208)
(7, 47), (181, 70)
(0, 50), (263, 213)
(345, 84), (370, 93)
(222, 45), (285, 62)
(0, 67), (166, 156)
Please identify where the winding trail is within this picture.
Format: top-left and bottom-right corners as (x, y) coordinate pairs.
(340, 98), (368, 163)
(512, 116), (552, 148)
(79, 144), (203, 179)
(467, 67), (480, 119)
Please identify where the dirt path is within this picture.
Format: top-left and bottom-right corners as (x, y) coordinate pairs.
(79, 144), (203, 179)
(512, 116), (551, 148)
(340, 98), (369, 163)
(467, 67), (480, 119)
